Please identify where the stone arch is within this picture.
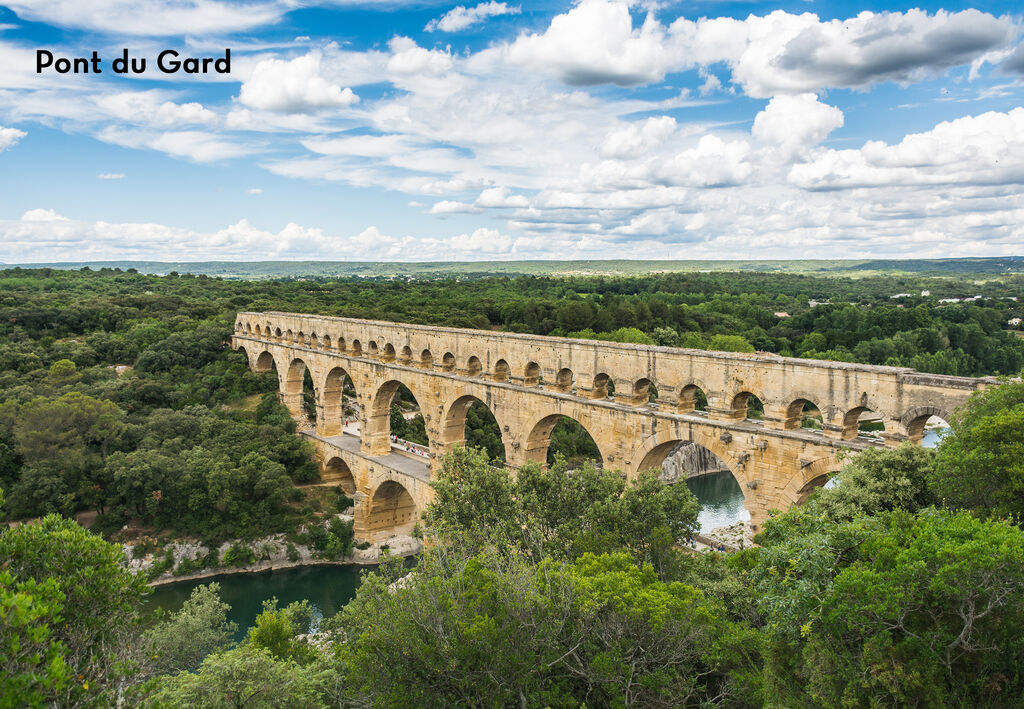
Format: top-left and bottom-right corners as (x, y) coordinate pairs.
(420, 349), (433, 368)
(235, 345), (249, 366)
(785, 455), (845, 505)
(366, 378), (429, 454)
(254, 351), (275, 372)
(399, 346), (413, 364)
(283, 357), (315, 420)
(677, 384), (707, 414)
(298, 331), (306, 345)
(440, 394), (508, 462)
(322, 366), (358, 436)
(592, 373), (613, 399)
(554, 368), (574, 393)
(310, 332), (320, 348)
(523, 412), (603, 467)
(633, 430), (740, 480)
(286, 329), (294, 343)
(466, 355), (482, 377)
(784, 397), (824, 430)
(336, 336), (346, 352)
(366, 479), (418, 538)
(632, 377), (656, 405)
(441, 352), (456, 372)
(493, 359), (510, 382)
(841, 406), (884, 440)
(351, 339), (362, 357)
(368, 341), (379, 358)
(245, 322), (252, 334)
(381, 343), (396, 363)
(274, 327), (283, 339)
(322, 334), (332, 350)
(322, 456), (356, 495)
(731, 391), (765, 421)
(524, 361), (541, 387)
(901, 405), (953, 444)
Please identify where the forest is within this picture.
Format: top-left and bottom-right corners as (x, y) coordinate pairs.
(1, 265), (1023, 706)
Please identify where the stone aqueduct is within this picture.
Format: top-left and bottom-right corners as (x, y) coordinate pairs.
(232, 311), (991, 541)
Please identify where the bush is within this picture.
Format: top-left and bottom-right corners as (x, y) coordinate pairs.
(222, 542), (254, 568)
(202, 548), (220, 568)
(286, 542), (300, 563)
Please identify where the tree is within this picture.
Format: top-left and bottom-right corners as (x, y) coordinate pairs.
(0, 571), (71, 708)
(140, 645), (326, 708)
(144, 583), (237, 675)
(753, 510), (1024, 706)
(0, 515), (148, 706)
(929, 380), (1024, 520)
(707, 334), (755, 353)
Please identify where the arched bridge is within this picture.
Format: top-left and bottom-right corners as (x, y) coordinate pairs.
(232, 311), (992, 541)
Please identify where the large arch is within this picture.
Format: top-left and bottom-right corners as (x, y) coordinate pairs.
(523, 413), (603, 468)
(254, 350), (275, 372)
(365, 378), (429, 455)
(677, 384), (707, 414)
(321, 456), (356, 495)
(784, 397), (823, 430)
(283, 358), (310, 419)
(366, 479), (418, 538)
(440, 394), (507, 462)
(321, 366), (358, 436)
(901, 405), (953, 444)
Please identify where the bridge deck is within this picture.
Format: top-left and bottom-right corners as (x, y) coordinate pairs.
(302, 430), (432, 483)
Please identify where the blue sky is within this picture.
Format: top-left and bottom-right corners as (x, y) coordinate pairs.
(0, 0), (1022, 262)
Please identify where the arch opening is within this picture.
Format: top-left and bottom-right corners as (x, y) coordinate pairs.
(351, 340), (362, 357)
(524, 361), (541, 387)
(732, 391), (764, 421)
(908, 413), (951, 447)
(493, 359), (510, 382)
(323, 367), (358, 436)
(254, 350), (275, 373)
(381, 343), (396, 362)
(636, 439), (749, 534)
(677, 384), (707, 414)
(554, 368), (574, 393)
(420, 349), (433, 369)
(367, 480), (418, 538)
(336, 337), (346, 352)
(465, 356), (482, 377)
(441, 395), (506, 463)
(787, 399), (823, 430)
(368, 341), (379, 358)
(843, 407), (885, 441)
(368, 380), (429, 453)
(322, 457), (356, 495)
(442, 352), (456, 372)
(592, 373), (615, 399)
(399, 346), (412, 364)
(321, 335), (332, 350)
(525, 414), (602, 468)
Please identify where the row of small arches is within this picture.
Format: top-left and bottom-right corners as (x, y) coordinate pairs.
(240, 324), (945, 441)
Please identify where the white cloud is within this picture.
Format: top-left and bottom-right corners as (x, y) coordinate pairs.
(247, 188), (262, 194)
(238, 52), (359, 113)
(752, 94), (844, 158)
(789, 108), (1024, 190)
(96, 172), (124, 179)
(507, 0), (677, 86)
(427, 200), (479, 215)
(426, 2), (520, 33)
(0, 125), (26, 151)
(475, 186), (529, 208)
(96, 91), (217, 127)
(98, 127), (250, 162)
(599, 116), (676, 158)
(3, 0), (282, 36)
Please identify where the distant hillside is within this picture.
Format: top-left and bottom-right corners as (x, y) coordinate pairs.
(4, 257), (1022, 279)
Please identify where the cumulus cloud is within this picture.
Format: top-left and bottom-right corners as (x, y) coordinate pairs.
(507, 0), (677, 86)
(1000, 42), (1024, 74)
(0, 125), (26, 151)
(426, 2), (520, 33)
(599, 116), (677, 158)
(2, 0), (281, 35)
(238, 52), (359, 113)
(789, 108), (1024, 190)
(671, 8), (1016, 97)
(752, 94), (844, 158)
(96, 91), (217, 127)
(475, 186), (529, 208)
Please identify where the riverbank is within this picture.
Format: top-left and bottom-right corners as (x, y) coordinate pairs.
(122, 515), (423, 587)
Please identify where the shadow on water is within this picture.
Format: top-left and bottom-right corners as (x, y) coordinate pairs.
(146, 565), (365, 642)
(685, 470), (750, 532)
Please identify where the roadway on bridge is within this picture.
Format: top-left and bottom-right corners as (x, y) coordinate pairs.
(303, 426), (432, 483)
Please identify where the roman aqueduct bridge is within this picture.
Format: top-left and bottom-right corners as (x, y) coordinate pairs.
(232, 311), (991, 541)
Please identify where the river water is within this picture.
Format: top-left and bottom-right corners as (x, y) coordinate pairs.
(685, 470), (750, 532)
(147, 565), (364, 641)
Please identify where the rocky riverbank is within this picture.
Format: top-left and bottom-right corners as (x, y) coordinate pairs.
(123, 513), (423, 586)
